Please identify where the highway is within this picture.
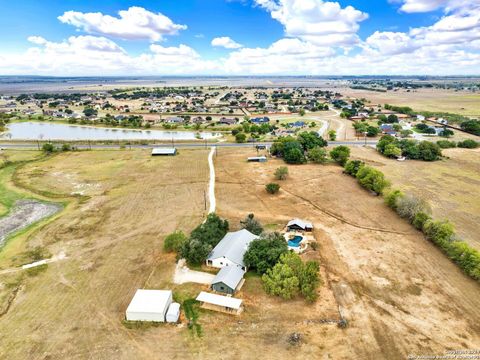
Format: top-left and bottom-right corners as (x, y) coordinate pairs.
(0, 140), (378, 150)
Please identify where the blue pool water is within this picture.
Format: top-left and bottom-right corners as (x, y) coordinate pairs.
(288, 235), (303, 247)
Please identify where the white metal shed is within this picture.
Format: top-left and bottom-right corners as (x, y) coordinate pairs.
(126, 289), (172, 322)
(166, 302), (180, 323)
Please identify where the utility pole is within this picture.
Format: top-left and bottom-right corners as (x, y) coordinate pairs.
(204, 190), (207, 211)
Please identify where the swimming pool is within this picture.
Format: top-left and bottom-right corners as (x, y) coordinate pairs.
(288, 235), (303, 247)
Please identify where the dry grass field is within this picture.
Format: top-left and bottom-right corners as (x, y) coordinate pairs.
(0, 147), (479, 359)
(349, 146), (480, 251)
(339, 87), (480, 118)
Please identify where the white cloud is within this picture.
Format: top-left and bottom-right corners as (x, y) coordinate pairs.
(254, 0), (368, 46)
(58, 6), (186, 41)
(365, 31), (417, 55)
(395, 0), (477, 13)
(211, 36), (243, 49)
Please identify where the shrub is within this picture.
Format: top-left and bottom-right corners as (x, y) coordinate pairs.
(396, 194), (431, 222)
(384, 144), (402, 158)
(244, 232), (288, 274)
(307, 147), (328, 164)
(274, 166), (289, 180)
(42, 143), (55, 153)
(235, 132), (247, 143)
(457, 139), (479, 149)
(344, 160), (364, 177)
(328, 130), (336, 141)
(240, 213), (264, 235)
(330, 146), (350, 166)
(355, 166), (390, 195)
(163, 231), (187, 253)
(436, 140), (456, 149)
(423, 220), (455, 250)
(266, 183), (280, 194)
(384, 189), (404, 210)
(412, 212), (431, 230)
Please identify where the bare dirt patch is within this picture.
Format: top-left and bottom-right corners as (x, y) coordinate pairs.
(0, 200), (61, 247)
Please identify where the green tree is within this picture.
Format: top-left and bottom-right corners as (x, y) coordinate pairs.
(383, 143), (402, 158)
(307, 146), (328, 164)
(266, 183), (280, 194)
(384, 189), (404, 210)
(274, 166), (289, 180)
(330, 146), (350, 166)
(356, 166), (390, 195)
(262, 263), (300, 300)
(367, 126), (380, 137)
(299, 109), (306, 116)
(180, 213), (229, 265)
(457, 139), (479, 149)
(42, 143), (55, 153)
(344, 160), (364, 176)
(240, 213), (264, 236)
(418, 141), (442, 161)
(164, 231), (187, 253)
(387, 114), (398, 123)
(328, 130), (336, 141)
(235, 132), (247, 143)
(299, 261), (320, 302)
(244, 232), (288, 274)
(283, 141), (306, 164)
(297, 131), (328, 151)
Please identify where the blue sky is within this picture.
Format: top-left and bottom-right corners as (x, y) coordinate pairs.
(0, 0), (478, 75)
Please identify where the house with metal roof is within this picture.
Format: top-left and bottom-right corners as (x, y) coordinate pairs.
(210, 266), (245, 295)
(151, 148), (177, 156)
(287, 219), (313, 232)
(206, 229), (259, 271)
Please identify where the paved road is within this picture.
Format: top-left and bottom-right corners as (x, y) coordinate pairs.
(0, 140), (377, 150)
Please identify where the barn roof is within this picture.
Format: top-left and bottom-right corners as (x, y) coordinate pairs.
(196, 291), (242, 310)
(126, 289), (172, 314)
(211, 266), (245, 290)
(207, 229), (259, 267)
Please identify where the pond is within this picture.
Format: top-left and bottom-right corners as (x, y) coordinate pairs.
(1, 122), (222, 141)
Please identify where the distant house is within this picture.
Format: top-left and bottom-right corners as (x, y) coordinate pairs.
(151, 148), (177, 156)
(218, 117), (237, 125)
(416, 115), (426, 121)
(437, 118), (448, 125)
(206, 229), (259, 271)
(287, 219), (313, 232)
(165, 116), (184, 124)
(192, 116), (206, 124)
(290, 121), (306, 128)
(210, 266), (245, 295)
(196, 291), (243, 315)
(380, 124), (397, 135)
(251, 116), (270, 124)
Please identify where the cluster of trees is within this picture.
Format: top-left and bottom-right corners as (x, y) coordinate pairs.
(353, 122), (381, 137)
(384, 104), (414, 116)
(262, 252), (321, 302)
(377, 135), (442, 161)
(270, 132), (328, 164)
(42, 143), (75, 153)
(177, 213), (229, 265)
(460, 120), (480, 136)
(243, 230), (321, 302)
(344, 160), (390, 195)
(437, 139), (479, 149)
(385, 190), (480, 281)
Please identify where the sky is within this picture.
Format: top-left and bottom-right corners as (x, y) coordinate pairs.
(0, 0), (479, 76)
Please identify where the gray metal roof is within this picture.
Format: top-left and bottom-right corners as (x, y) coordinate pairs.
(207, 229), (259, 267)
(211, 266), (245, 290)
(287, 219), (313, 230)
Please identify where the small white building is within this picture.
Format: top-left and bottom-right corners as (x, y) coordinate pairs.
(166, 302), (181, 323)
(151, 148), (177, 156)
(126, 289), (172, 322)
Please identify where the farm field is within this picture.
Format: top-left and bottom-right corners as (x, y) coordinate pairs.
(349, 146), (480, 251)
(339, 87), (480, 118)
(0, 147), (478, 359)
(215, 148), (480, 359)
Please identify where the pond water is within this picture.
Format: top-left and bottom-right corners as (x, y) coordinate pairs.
(1, 122), (221, 141)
